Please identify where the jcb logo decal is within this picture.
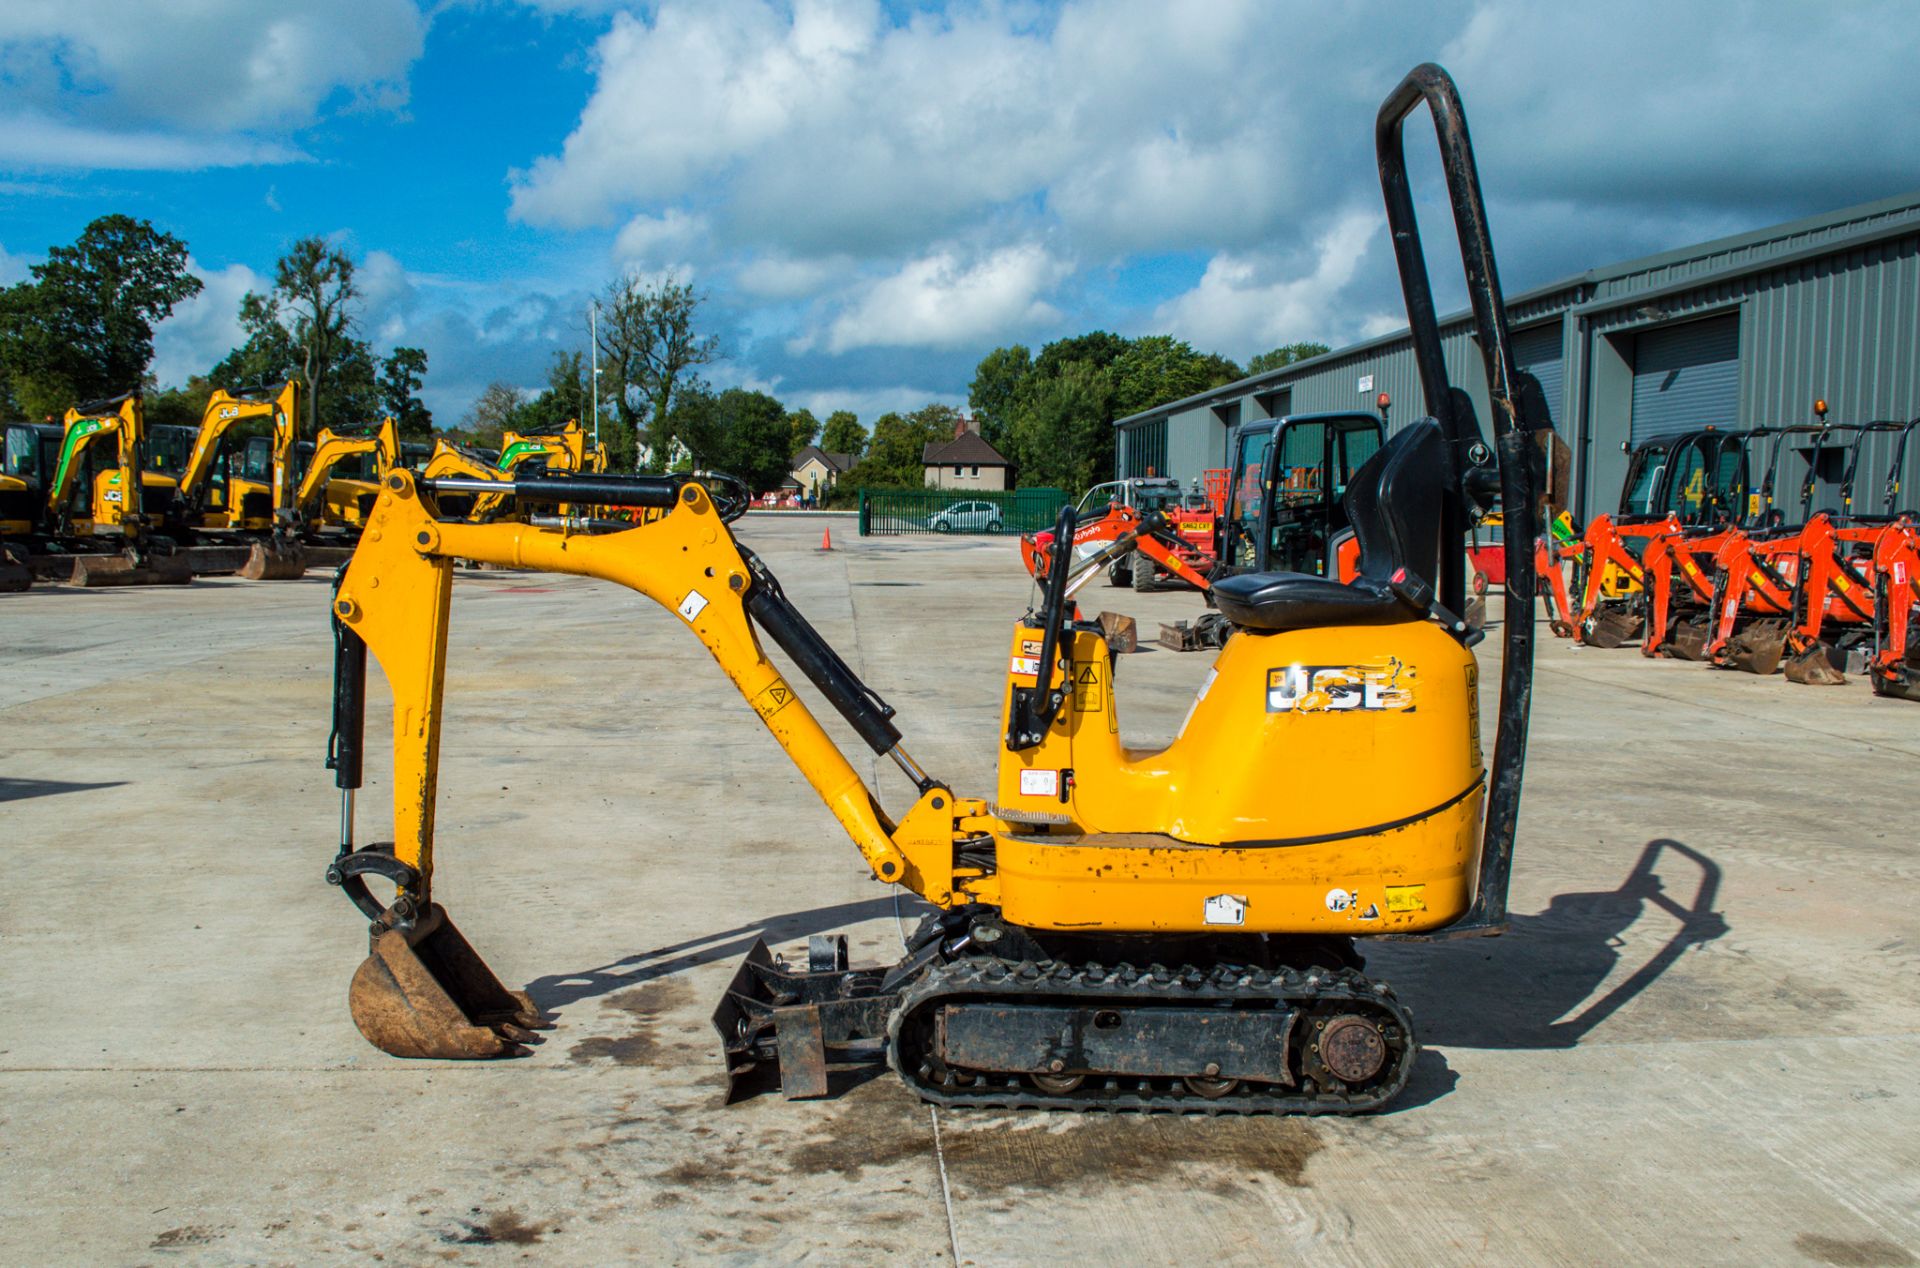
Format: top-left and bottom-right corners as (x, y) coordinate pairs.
(1267, 662), (1414, 714)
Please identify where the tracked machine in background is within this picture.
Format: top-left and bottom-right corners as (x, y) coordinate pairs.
(321, 64), (1543, 1113)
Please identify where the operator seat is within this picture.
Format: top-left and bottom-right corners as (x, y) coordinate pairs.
(1211, 419), (1447, 632)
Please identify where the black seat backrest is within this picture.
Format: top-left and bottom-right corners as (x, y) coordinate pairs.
(1343, 418), (1446, 587)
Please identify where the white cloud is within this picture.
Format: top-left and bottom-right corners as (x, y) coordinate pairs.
(820, 244), (1068, 354)
(150, 259), (267, 389)
(0, 112), (304, 171)
(0, 0), (426, 170)
(507, 0), (1316, 256)
(1152, 210), (1392, 358)
(612, 210), (706, 268)
(0, 243), (31, 286)
(731, 253), (846, 301)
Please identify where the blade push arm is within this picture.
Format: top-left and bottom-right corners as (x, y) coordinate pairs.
(329, 471), (980, 916)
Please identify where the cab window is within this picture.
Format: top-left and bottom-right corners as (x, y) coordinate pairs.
(5, 428), (39, 481)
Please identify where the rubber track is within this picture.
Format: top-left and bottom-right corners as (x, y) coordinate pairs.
(885, 955), (1416, 1116)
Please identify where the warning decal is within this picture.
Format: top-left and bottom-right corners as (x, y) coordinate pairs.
(1072, 663), (1102, 712)
(752, 679), (795, 721)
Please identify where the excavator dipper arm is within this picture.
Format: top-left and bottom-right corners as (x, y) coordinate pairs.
(326, 470), (1008, 1059)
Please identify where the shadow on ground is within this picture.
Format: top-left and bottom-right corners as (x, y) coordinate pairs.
(1371, 837), (1728, 1050)
(0, 776), (127, 802)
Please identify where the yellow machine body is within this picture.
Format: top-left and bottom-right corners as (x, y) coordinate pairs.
(336, 472), (1484, 943)
(90, 467), (180, 529)
(298, 419), (400, 528)
(990, 624), (1482, 935)
(175, 382), (300, 532)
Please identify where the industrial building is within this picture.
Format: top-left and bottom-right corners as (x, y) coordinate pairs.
(1116, 190), (1920, 519)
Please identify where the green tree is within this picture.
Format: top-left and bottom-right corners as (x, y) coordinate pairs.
(273, 237), (359, 439)
(0, 214), (202, 418)
(967, 344), (1031, 453)
(711, 388), (792, 494)
(514, 350), (587, 436)
(1111, 335), (1242, 419)
(821, 409), (866, 458)
(379, 346), (433, 439)
(1033, 330), (1129, 380)
(208, 291), (299, 389)
(323, 336), (381, 432)
(595, 275), (718, 471)
(786, 406), (820, 457)
(840, 403), (957, 490)
(464, 381), (526, 448)
(1012, 360), (1116, 492)
(1247, 341), (1330, 375)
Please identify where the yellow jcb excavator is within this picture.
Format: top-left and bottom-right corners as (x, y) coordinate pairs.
(39, 394), (194, 586)
(322, 64), (1544, 1114)
(172, 380), (309, 579)
(293, 417), (402, 534)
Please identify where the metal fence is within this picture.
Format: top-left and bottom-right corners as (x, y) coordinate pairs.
(857, 487), (1067, 536)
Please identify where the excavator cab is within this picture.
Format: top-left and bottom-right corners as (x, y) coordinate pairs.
(1220, 411), (1384, 578)
(321, 63), (1541, 1113)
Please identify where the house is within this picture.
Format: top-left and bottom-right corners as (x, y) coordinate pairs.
(789, 445), (856, 499)
(921, 418), (1012, 490)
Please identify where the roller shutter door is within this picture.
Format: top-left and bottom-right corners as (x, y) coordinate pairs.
(1512, 322), (1564, 429)
(1631, 314), (1739, 443)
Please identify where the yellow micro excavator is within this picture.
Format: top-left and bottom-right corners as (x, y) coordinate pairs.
(172, 380), (309, 579)
(41, 394), (195, 586)
(321, 64), (1545, 1114)
(294, 417), (402, 533)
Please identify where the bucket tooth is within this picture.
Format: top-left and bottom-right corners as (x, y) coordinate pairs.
(239, 539), (308, 581)
(349, 904), (545, 1059)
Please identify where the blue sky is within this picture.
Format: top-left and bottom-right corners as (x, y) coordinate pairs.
(3, 1), (1917, 429)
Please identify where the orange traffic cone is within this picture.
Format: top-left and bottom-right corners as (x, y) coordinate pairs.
(820, 527), (833, 551)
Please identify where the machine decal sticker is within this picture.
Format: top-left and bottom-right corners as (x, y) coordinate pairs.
(1267, 661), (1415, 713)
(752, 680), (794, 721)
(1466, 664), (1482, 766)
(1010, 655), (1040, 677)
(1324, 887), (1353, 913)
(1019, 769), (1059, 797)
(1020, 638), (1044, 656)
(1202, 894), (1246, 926)
(1385, 884), (1427, 913)
(1073, 664), (1102, 712)
(677, 590), (709, 622)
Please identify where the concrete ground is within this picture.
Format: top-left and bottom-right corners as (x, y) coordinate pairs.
(3, 515), (1917, 1266)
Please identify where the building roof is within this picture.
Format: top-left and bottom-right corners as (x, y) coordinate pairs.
(791, 444), (857, 474)
(1114, 186), (1920, 428)
(922, 430), (1011, 466)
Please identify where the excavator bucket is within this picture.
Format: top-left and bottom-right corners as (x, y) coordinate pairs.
(1583, 610), (1643, 648)
(348, 904), (547, 1059)
(1784, 641), (1847, 685)
(1725, 619), (1790, 675)
(1662, 616), (1712, 661)
(239, 538), (308, 581)
(0, 546), (29, 593)
(67, 551), (193, 587)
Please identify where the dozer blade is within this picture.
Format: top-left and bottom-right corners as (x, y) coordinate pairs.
(239, 539), (308, 581)
(0, 550), (29, 593)
(67, 551), (193, 587)
(1784, 641), (1847, 686)
(711, 937), (895, 1102)
(349, 903), (548, 1059)
(1725, 619), (1790, 675)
